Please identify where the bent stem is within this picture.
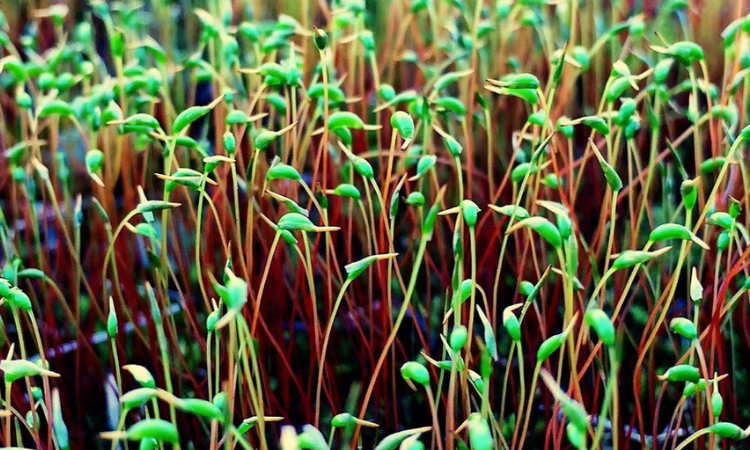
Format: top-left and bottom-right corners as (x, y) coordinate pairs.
(315, 278), (353, 426)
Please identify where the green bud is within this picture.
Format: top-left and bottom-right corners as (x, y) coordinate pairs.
(711, 390), (723, 418)
(584, 309), (615, 347)
(670, 318), (697, 340)
(400, 361), (430, 387)
(125, 419), (179, 444)
(223, 131), (236, 155)
(449, 325), (469, 352)
(537, 333), (566, 362)
(107, 297), (118, 338)
(708, 422), (745, 439)
(390, 111), (415, 140)
(658, 365), (700, 383)
(405, 192), (425, 207)
(461, 200), (480, 228)
(313, 27), (328, 51)
(503, 307), (521, 342)
(648, 223), (709, 250)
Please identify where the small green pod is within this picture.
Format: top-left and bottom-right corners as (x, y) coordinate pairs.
(669, 317), (697, 340)
(327, 111), (366, 130)
(501, 88), (538, 104)
(449, 325), (469, 352)
(490, 204), (530, 219)
(120, 388), (158, 410)
(178, 398), (223, 421)
(683, 378), (707, 397)
(212, 392), (228, 414)
(344, 254), (395, 282)
(126, 419), (179, 444)
(313, 28), (328, 51)
(333, 126), (353, 145)
(223, 131), (236, 155)
(556, 117), (575, 139)
(680, 179), (699, 210)
(265, 93), (287, 115)
(461, 200), (480, 228)
(711, 390), (723, 417)
(378, 84), (396, 101)
(225, 110), (250, 125)
(499, 73), (541, 90)
(660, 41), (705, 66)
(659, 364), (700, 383)
(606, 77), (634, 102)
(512, 217), (563, 249)
(86, 149), (105, 174)
(266, 163), (302, 181)
(519, 281), (534, 296)
(38, 99), (74, 119)
(435, 96), (466, 117)
(206, 310), (220, 333)
(306, 83), (347, 104)
(6, 287), (32, 312)
(648, 223), (708, 250)
(433, 70), (473, 92)
(561, 397), (590, 431)
(581, 116), (610, 135)
(224, 275), (248, 311)
(503, 308), (521, 342)
(414, 155), (437, 179)
(422, 195), (442, 240)
(543, 173), (560, 189)
(467, 414), (493, 450)
(537, 333), (565, 362)
(528, 110), (546, 126)
(729, 198), (742, 219)
(332, 183), (361, 200)
(173, 104), (215, 135)
(443, 134), (463, 157)
(390, 111), (415, 140)
(400, 361), (430, 387)
(139, 438), (158, 450)
(107, 298), (118, 338)
(584, 309), (615, 347)
(405, 192), (425, 207)
(707, 212), (733, 229)
(255, 130), (282, 152)
(611, 248), (669, 271)
(566, 423), (586, 450)
(511, 163), (538, 183)
(708, 422), (745, 439)
(717, 230), (731, 251)
(332, 413), (356, 428)
(0, 358), (58, 383)
(700, 157), (726, 174)
(374, 428), (430, 450)
(353, 157), (374, 179)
